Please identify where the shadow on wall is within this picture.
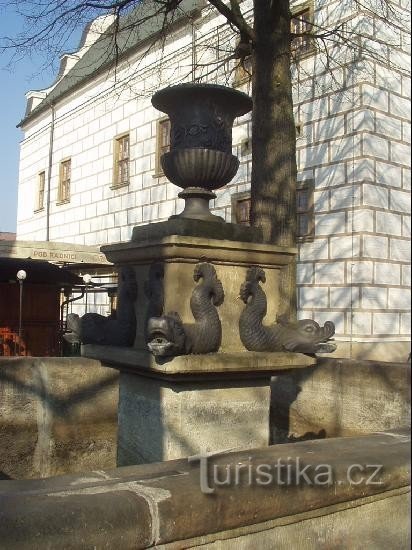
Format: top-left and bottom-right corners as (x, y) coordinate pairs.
(0, 357), (119, 480)
(270, 357), (411, 444)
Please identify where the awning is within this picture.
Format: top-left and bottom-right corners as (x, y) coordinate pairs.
(0, 258), (83, 286)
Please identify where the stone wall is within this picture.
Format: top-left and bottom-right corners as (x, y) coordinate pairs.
(0, 357), (118, 479)
(270, 357), (411, 443)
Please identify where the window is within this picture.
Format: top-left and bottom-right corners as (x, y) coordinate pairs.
(155, 118), (171, 175)
(35, 171), (45, 211)
(232, 4), (314, 88)
(235, 196), (252, 225)
(58, 159), (71, 203)
(296, 180), (314, 240)
(232, 183), (314, 241)
(231, 192), (251, 225)
(291, 5), (314, 55)
(113, 134), (130, 187)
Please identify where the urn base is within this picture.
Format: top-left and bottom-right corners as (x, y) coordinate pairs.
(171, 187), (225, 223)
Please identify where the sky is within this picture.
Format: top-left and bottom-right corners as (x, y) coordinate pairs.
(0, 6), (81, 233)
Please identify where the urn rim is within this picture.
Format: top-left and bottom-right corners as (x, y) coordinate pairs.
(152, 83), (252, 117)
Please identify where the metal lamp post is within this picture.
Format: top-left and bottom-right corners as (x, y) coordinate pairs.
(16, 269), (27, 356)
(83, 273), (92, 313)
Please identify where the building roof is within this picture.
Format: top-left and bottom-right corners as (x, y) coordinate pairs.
(19, 0), (204, 127)
(0, 258), (83, 286)
(0, 239), (110, 265)
(0, 233), (16, 241)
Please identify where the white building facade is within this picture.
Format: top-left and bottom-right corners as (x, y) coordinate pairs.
(16, 0), (411, 360)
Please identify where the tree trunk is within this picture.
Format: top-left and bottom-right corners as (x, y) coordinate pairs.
(250, 0), (297, 320)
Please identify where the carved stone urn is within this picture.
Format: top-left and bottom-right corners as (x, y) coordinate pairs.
(152, 83), (252, 222)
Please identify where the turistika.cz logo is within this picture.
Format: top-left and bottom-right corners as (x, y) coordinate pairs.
(188, 453), (384, 494)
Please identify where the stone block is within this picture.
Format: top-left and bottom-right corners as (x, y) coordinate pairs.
(390, 189), (411, 213)
(330, 135), (362, 162)
(300, 96), (329, 121)
(330, 185), (361, 210)
(376, 211), (402, 235)
(96, 200), (109, 216)
(314, 261), (345, 284)
(400, 313), (411, 334)
(315, 162), (345, 187)
(150, 184), (167, 203)
(388, 288), (411, 309)
(330, 286), (360, 309)
(347, 109), (375, 132)
(330, 235), (360, 259)
(363, 133), (390, 160)
(108, 227), (121, 243)
(391, 142), (411, 165)
(135, 155), (151, 174)
(296, 262), (314, 284)
(299, 286), (329, 308)
(315, 212), (345, 235)
(402, 264), (411, 285)
(347, 260), (374, 283)
(363, 235), (389, 259)
(299, 240), (327, 263)
(350, 312), (372, 334)
(362, 286), (388, 309)
(114, 210), (127, 228)
(361, 84), (389, 112)
(329, 87), (361, 114)
(402, 75), (411, 99)
(373, 312), (400, 335)
(117, 373), (272, 465)
(301, 142), (329, 168)
(313, 190), (330, 211)
(347, 209), (374, 232)
(363, 183), (389, 208)
(313, 115), (345, 140)
(158, 200), (175, 219)
(390, 238), (411, 261)
(375, 112), (402, 140)
(390, 91), (412, 118)
(347, 158), (375, 183)
(375, 262), (401, 285)
(143, 203), (158, 222)
(403, 120), (411, 143)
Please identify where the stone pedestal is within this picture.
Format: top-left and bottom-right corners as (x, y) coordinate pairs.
(100, 219), (296, 353)
(82, 220), (316, 464)
(83, 349), (315, 465)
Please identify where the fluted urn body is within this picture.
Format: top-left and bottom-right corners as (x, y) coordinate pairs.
(152, 83), (252, 222)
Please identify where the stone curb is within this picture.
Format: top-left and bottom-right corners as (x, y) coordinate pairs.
(0, 430), (409, 549)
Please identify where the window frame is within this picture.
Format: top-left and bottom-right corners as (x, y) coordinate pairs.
(34, 170), (46, 212)
(291, 2), (315, 58)
(154, 117), (171, 177)
(296, 179), (315, 242)
(231, 183), (315, 242)
(231, 191), (252, 225)
(57, 158), (71, 205)
(112, 133), (130, 189)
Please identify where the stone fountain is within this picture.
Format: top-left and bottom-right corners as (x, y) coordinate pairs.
(80, 83), (335, 465)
